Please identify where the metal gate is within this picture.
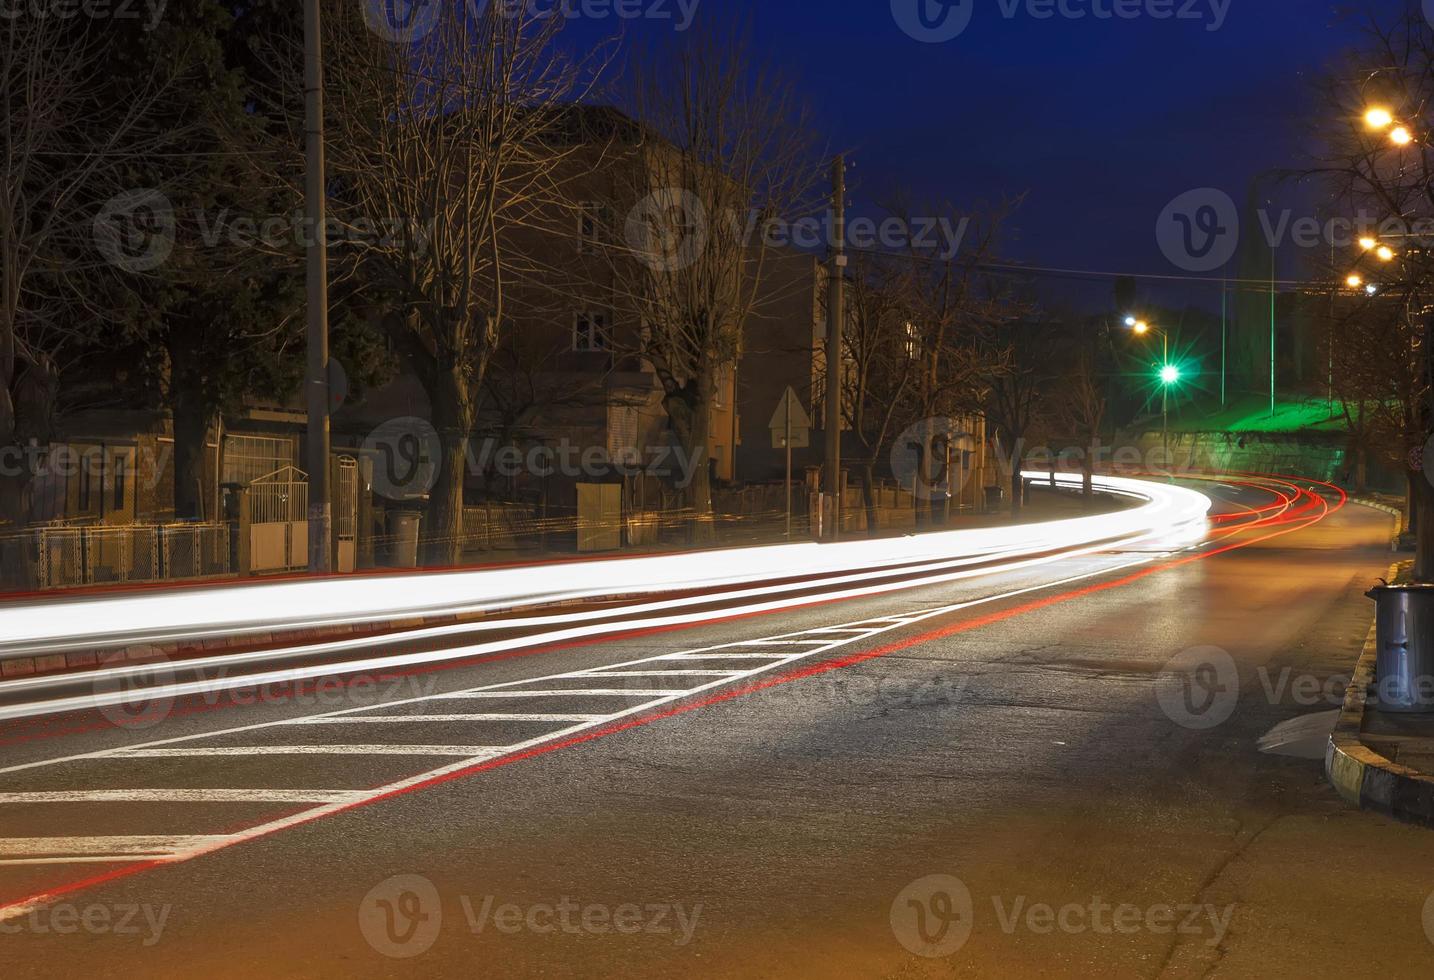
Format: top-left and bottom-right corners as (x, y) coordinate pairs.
(249, 466), (308, 573)
(336, 456), (357, 573)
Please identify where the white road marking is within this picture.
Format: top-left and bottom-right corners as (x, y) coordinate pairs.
(571, 670), (743, 678)
(429, 689), (693, 698)
(0, 534), (1212, 920)
(291, 714), (605, 724)
(0, 789), (366, 804)
(664, 652), (799, 659)
(110, 746), (505, 758)
(0, 836), (230, 856)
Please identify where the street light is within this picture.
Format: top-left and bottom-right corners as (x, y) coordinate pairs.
(1366, 107), (1395, 129)
(1346, 273), (1364, 288)
(1377, 245), (1397, 261)
(1392, 126), (1414, 146)
(1126, 316), (1175, 458)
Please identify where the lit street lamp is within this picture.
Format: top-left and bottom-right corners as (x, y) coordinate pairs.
(1126, 316), (1178, 459)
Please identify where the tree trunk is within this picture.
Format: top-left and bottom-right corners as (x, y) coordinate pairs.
(424, 367), (471, 567)
(663, 389), (713, 542)
(1009, 464), (1023, 520)
(1413, 469), (1434, 583)
(1082, 435), (1096, 509)
(171, 403), (210, 521)
(861, 460), (879, 537)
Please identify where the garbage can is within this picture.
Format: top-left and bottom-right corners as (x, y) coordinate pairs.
(387, 510), (422, 569)
(1367, 582), (1434, 713)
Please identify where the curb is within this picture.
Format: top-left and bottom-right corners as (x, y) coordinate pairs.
(1324, 562), (1434, 828)
(1348, 497), (1407, 551)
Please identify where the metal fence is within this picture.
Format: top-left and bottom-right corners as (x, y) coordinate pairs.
(160, 523), (231, 580)
(0, 523), (231, 592)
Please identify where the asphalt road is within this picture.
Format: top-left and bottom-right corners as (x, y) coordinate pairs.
(0, 478), (1427, 979)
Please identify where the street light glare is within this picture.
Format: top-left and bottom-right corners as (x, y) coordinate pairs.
(1134, 321), (1150, 335)
(1391, 126), (1414, 145)
(1377, 245), (1397, 261)
(1365, 107), (1394, 129)
(1124, 316), (1138, 327)
(1366, 284), (1379, 295)
(1160, 365), (1181, 385)
(1359, 237), (1378, 250)
(1346, 274), (1363, 288)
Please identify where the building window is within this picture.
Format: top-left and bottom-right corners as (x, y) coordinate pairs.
(578, 202), (611, 254)
(574, 311), (611, 352)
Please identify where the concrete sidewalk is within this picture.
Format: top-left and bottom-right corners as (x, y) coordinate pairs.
(1325, 560), (1434, 827)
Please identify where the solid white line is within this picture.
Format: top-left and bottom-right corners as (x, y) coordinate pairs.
(0, 789), (367, 804)
(733, 640), (833, 646)
(291, 714), (605, 724)
(0, 836), (230, 856)
(0, 856), (180, 866)
(110, 746), (504, 758)
(572, 670), (741, 678)
(429, 689), (692, 698)
(662, 652), (798, 659)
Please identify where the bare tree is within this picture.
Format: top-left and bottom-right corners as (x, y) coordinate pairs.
(612, 27), (821, 531)
(0, 12), (185, 523)
(895, 201), (1023, 522)
(314, 2), (599, 563)
(1303, 2), (1434, 576)
(839, 252), (919, 534)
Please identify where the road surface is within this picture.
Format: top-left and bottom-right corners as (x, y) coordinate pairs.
(0, 477), (1427, 978)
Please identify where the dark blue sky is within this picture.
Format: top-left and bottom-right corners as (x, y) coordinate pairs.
(581, 0), (1394, 310)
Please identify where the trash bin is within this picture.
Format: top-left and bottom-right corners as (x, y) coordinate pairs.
(387, 510), (422, 569)
(1367, 582), (1434, 713)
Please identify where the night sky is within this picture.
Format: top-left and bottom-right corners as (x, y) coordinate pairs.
(581, 0), (1393, 313)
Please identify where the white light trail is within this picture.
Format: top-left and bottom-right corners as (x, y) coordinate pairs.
(0, 474), (1209, 659)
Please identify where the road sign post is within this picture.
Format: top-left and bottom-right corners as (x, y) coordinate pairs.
(769, 387), (812, 540)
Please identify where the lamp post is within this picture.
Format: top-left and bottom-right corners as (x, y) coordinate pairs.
(1126, 317), (1177, 459)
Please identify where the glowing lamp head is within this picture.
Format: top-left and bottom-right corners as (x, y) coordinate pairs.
(1160, 365), (1181, 386)
(1377, 245), (1397, 261)
(1133, 320), (1151, 335)
(1392, 126), (1414, 146)
(1124, 316), (1138, 327)
(1366, 107), (1394, 130)
(1359, 237), (1378, 250)
(1366, 284), (1379, 295)
(1346, 274), (1363, 288)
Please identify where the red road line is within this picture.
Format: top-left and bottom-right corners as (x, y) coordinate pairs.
(0, 476), (1293, 747)
(0, 477), (1339, 918)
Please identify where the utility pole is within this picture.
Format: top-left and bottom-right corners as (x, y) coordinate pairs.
(304, 0), (331, 573)
(824, 155), (846, 542)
